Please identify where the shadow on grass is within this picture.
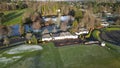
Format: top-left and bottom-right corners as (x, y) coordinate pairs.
(40, 43), (64, 68)
(5, 12), (16, 18)
(102, 31), (120, 46)
(4, 11), (23, 23)
(53, 47), (64, 68)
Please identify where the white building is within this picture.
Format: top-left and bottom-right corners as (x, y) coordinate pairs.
(75, 28), (89, 35)
(101, 22), (109, 27)
(42, 32), (78, 41)
(42, 34), (52, 41)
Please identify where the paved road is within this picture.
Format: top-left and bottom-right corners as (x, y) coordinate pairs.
(0, 37), (26, 49)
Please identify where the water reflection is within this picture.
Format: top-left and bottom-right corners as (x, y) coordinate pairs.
(10, 15), (74, 36)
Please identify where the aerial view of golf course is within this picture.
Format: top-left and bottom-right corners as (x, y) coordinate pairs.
(0, 0), (120, 68)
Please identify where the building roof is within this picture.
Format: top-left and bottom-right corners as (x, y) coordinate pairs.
(60, 32), (71, 36)
(42, 28), (49, 34)
(42, 34), (51, 38)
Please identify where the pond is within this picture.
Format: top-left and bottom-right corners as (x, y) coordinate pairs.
(10, 15), (74, 36)
(10, 24), (20, 36)
(43, 15), (74, 22)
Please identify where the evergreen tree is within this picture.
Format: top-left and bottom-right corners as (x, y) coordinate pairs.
(70, 20), (78, 34)
(72, 20), (78, 29)
(75, 10), (83, 21)
(31, 35), (37, 45)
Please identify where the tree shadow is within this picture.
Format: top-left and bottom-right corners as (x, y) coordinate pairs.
(5, 12), (16, 18)
(4, 11), (23, 23)
(105, 32), (120, 45)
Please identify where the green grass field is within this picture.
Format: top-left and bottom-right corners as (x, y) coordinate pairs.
(1, 42), (119, 68)
(103, 27), (120, 31)
(27, 42), (120, 68)
(3, 9), (26, 25)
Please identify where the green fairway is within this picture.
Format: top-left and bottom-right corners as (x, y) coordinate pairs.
(30, 43), (64, 68)
(103, 27), (120, 31)
(1, 43), (120, 68)
(10, 43), (120, 68)
(36, 43), (120, 68)
(58, 44), (120, 68)
(2, 9), (26, 25)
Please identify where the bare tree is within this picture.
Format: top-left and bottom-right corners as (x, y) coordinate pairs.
(115, 19), (120, 25)
(60, 22), (67, 31)
(0, 25), (11, 46)
(3, 37), (9, 46)
(32, 20), (41, 30)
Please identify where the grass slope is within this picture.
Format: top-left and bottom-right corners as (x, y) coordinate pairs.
(3, 9), (26, 25)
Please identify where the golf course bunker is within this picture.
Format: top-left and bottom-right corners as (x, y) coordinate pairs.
(0, 44), (43, 68)
(101, 30), (120, 45)
(54, 39), (82, 47)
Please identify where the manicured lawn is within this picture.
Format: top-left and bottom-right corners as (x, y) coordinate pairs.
(36, 42), (63, 68)
(58, 44), (120, 68)
(18, 42), (120, 68)
(35, 42), (120, 68)
(10, 43), (63, 68)
(103, 27), (120, 31)
(1, 42), (120, 68)
(3, 9), (26, 25)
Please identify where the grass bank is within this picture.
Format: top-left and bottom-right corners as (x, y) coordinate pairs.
(103, 27), (120, 31)
(3, 9), (26, 25)
(1, 42), (120, 68)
